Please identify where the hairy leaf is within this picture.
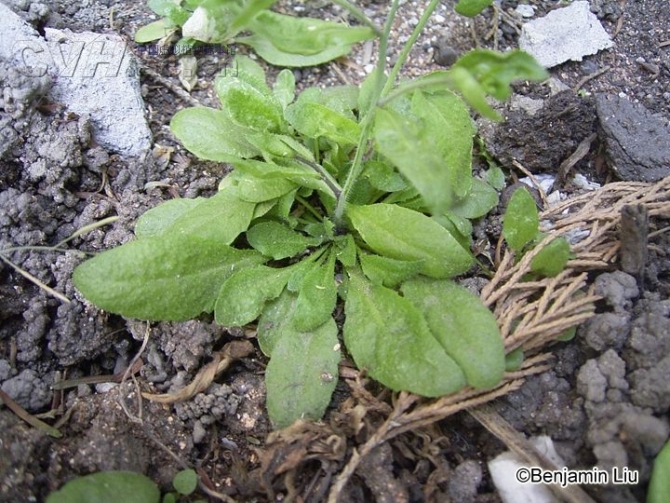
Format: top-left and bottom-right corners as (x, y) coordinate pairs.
(134, 198), (204, 238)
(362, 160), (407, 193)
(344, 271), (467, 396)
(531, 237), (571, 277)
(257, 288), (299, 355)
(170, 107), (258, 162)
(401, 278), (505, 389)
(449, 177), (499, 219)
(216, 78), (283, 133)
(265, 317), (340, 428)
(246, 221), (311, 260)
(273, 69), (295, 109)
(166, 187), (255, 244)
(359, 253), (423, 288)
(236, 175), (297, 203)
(285, 101), (361, 146)
(293, 251), (337, 331)
(240, 11), (375, 67)
(46, 471), (159, 503)
(502, 187), (539, 252)
(215, 265), (294, 326)
(347, 204), (472, 278)
(73, 235), (264, 321)
(454, 0), (493, 17)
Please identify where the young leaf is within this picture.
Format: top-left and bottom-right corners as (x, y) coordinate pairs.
(135, 20), (172, 43)
(362, 160), (407, 193)
(502, 187), (539, 252)
(246, 221), (311, 260)
(236, 175), (297, 203)
(240, 11), (376, 67)
(347, 203), (472, 278)
(73, 235), (264, 321)
(215, 265), (294, 326)
(359, 253), (423, 288)
(335, 234), (357, 268)
(148, 0), (190, 25)
(172, 469), (197, 496)
(170, 107), (259, 162)
(216, 79), (284, 133)
(46, 471), (159, 503)
(454, 0), (493, 17)
(530, 237), (571, 277)
(293, 251), (337, 332)
(374, 89), (475, 215)
(448, 177), (499, 219)
(285, 101), (361, 147)
(505, 347), (524, 371)
(265, 317), (340, 428)
(134, 198), (204, 238)
(344, 271), (467, 396)
(273, 69), (295, 110)
(166, 187), (255, 244)
(221, 55), (272, 95)
(257, 288), (299, 355)
(401, 278), (505, 389)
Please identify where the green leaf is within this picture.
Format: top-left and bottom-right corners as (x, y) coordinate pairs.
(344, 271), (467, 396)
(401, 278), (505, 389)
(223, 55), (272, 94)
(73, 235), (264, 321)
(166, 187), (255, 244)
(240, 11), (376, 67)
(347, 203), (472, 278)
(246, 221), (311, 260)
(273, 69), (295, 109)
(46, 471), (159, 503)
(215, 78), (283, 133)
(257, 288), (299, 355)
(293, 251), (337, 332)
(505, 347), (524, 371)
(148, 0), (190, 25)
(228, 0), (278, 36)
(502, 187), (539, 252)
(359, 253), (423, 288)
(171, 107), (259, 162)
(215, 265), (294, 326)
(362, 161), (407, 193)
(556, 326), (576, 342)
(172, 469), (197, 496)
(648, 440), (670, 503)
(486, 166), (506, 191)
(374, 89), (475, 215)
(236, 175), (297, 203)
(285, 101), (361, 146)
(135, 20), (173, 43)
(454, 0), (493, 17)
(452, 50), (549, 102)
(449, 177), (499, 219)
(335, 234), (357, 268)
(265, 317), (340, 428)
(530, 237), (571, 277)
(134, 198), (204, 238)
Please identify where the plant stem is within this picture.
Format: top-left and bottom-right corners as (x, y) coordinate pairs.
(333, 0), (400, 228)
(382, 0), (441, 97)
(295, 195), (323, 221)
(330, 0), (382, 36)
(378, 72), (452, 107)
(296, 156), (342, 198)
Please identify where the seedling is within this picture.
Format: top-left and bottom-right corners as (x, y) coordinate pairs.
(74, 0), (549, 428)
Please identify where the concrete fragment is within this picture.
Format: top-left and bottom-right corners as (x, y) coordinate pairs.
(0, 3), (151, 157)
(596, 94), (670, 182)
(519, 1), (614, 68)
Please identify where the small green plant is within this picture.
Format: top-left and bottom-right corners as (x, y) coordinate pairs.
(648, 440), (670, 503)
(74, 0), (548, 428)
(135, 0), (377, 67)
(46, 469), (203, 503)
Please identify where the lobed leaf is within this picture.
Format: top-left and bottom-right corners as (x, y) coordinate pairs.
(347, 203), (472, 278)
(73, 235), (264, 321)
(401, 277), (505, 389)
(265, 317), (340, 428)
(343, 271), (467, 396)
(502, 187), (539, 252)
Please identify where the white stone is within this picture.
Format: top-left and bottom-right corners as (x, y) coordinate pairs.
(519, 1), (614, 68)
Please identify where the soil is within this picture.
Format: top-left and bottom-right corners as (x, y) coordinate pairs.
(1, 0), (670, 502)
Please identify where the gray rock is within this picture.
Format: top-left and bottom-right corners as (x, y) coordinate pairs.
(448, 460), (482, 503)
(577, 359), (607, 402)
(1, 368), (51, 411)
(583, 312), (630, 352)
(596, 94), (670, 182)
(519, 1), (614, 68)
(594, 271), (639, 313)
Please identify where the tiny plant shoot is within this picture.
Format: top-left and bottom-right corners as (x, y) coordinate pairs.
(74, 0), (549, 428)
